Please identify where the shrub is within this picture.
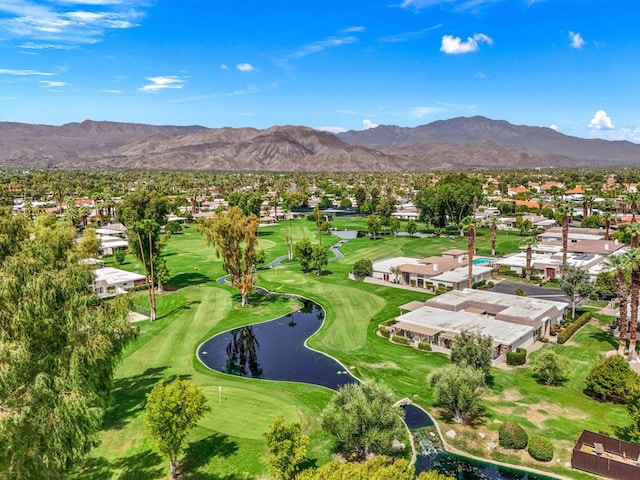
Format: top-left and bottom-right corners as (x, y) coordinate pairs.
(418, 342), (432, 351)
(557, 311), (591, 344)
(379, 327), (391, 338)
(392, 335), (409, 345)
(499, 422), (528, 450)
(528, 435), (554, 462)
(352, 258), (373, 278)
(506, 348), (527, 366)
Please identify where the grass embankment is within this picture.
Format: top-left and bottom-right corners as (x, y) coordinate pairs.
(83, 221), (624, 479)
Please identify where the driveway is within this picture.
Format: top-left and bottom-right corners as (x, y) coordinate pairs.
(489, 281), (571, 305)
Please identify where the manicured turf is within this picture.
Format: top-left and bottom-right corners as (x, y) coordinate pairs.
(82, 221), (626, 479)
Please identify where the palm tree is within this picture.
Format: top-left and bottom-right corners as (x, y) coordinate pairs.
(602, 211), (613, 241)
(558, 203), (573, 270)
(627, 192), (640, 223)
(520, 236), (537, 281)
(461, 216), (480, 289)
(627, 248), (640, 360)
(630, 222), (640, 249)
(389, 265), (402, 284)
(605, 253), (630, 354)
(489, 216), (499, 257)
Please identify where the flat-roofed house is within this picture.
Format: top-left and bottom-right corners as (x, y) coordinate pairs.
(371, 255), (467, 289)
(387, 289), (566, 360)
(93, 267), (146, 298)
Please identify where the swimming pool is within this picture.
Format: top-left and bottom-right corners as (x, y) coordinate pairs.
(473, 257), (493, 265)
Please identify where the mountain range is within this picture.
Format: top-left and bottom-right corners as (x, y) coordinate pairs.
(1, 116), (639, 171)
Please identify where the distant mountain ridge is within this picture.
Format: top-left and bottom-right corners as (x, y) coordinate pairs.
(0, 116), (639, 171)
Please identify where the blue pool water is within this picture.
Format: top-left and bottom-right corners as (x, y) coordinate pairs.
(473, 257), (493, 265)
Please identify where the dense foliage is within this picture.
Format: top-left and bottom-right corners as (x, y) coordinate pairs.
(415, 173), (483, 228)
(264, 415), (309, 480)
(450, 330), (493, 376)
(499, 422), (528, 450)
(352, 258), (373, 278)
(532, 349), (569, 386)
(430, 366), (485, 424)
(320, 382), (405, 460)
(506, 348), (527, 366)
(0, 215), (138, 479)
(528, 435), (554, 462)
(585, 354), (638, 401)
(556, 311), (591, 344)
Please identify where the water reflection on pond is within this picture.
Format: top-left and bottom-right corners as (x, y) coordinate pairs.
(198, 299), (357, 390)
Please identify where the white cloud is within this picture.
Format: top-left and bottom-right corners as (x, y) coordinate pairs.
(588, 110), (614, 130)
(236, 63), (256, 72)
(590, 126), (640, 143)
(285, 35), (358, 61)
(220, 63), (228, 70)
(138, 75), (186, 93)
(100, 89), (122, 94)
(19, 42), (77, 49)
(363, 119), (379, 130)
(440, 33), (493, 54)
(569, 31), (585, 49)
(0, 68), (55, 75)
(411, 106), (444, 118)
(0, 0), (146, 45)
(40, 80), (68, 87)
(316, 126), (347, 134)
(549, 124), (559, 131)
(341, 26), (365, 33)
(401, 0), (454, 10)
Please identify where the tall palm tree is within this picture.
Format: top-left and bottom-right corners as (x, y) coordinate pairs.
(627, 248), (640, 360)
(558, 202), (573, 270)
(629, 222), (640, 249)
(605, 253), (630, 354)
(461, 216), (480, 289)
(489, 216), (499, 257)
(627, 192), (640, 223)
(602, 211), (613, 241)
(520, 236), (537, 281)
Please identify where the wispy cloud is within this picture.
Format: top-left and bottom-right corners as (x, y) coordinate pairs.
(138, 75), (186, 93)
(379, 24), (443, 43)
(0, 68), (55, 75)
(411, 106), (445, 118)
(400, 0), (455, 10)
(400, 0), (499, 12)
(588, 110), (614, 130)
(569, 31), (585, 49)
(220, 63), (228, 70)
(340, 26), (365, 33)
(440, 33), (493, 54)
(316, 125), (347, 134)
(99, 89), (122, 94)
(20, 42), (77, 50)
(236, 63), (256, 72)
(40, 80), (68, 87)
(0, 0), (147, 45)
(284, 34), (358, 62)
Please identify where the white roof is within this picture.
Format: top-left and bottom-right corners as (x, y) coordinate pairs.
(372, 257), (423, 272)
(431, 265), (493, 283)
(397, 305), (534, 346)
(93, 267), (145, 285)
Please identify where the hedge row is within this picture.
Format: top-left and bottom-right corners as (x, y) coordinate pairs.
(506, 348), (527, 366)
(392, 335), (409, 345)
(379, 327), (391, 338)
(557, 311), (591, 344)
(418, 342), (432, 351)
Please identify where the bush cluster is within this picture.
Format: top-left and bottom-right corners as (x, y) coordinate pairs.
(378, 327), (391, 338)
(392, 335), (409, 345)
(557, 312), (591, 344)
(499, 422), (528, 450)
(506, 348), (527, 366)
(418, 342), (432, 351)
(528, 435), (554, 462)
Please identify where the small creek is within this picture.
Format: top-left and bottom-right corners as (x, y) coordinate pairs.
(198, 296), (557, 480)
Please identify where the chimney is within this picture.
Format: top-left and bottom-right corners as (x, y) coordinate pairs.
(614, 239), (619, 245)
(605, 243), (609, 251)
(434, 263), (439, 272)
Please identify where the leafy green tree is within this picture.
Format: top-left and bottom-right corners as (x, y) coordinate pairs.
(581, 214), (602, 229)
(77, 227), (101, 258)
(585, 354), (637, 401)
(375, 197), (395, 220)
(144, 379), (211, 479)
(227, 190), (263, 217)
(450, 330), (493, 376)
(532, 349), (570, 386)
(295, 455), (453, 480)
(559, 265), (594, 319)
(0, 209), (29, 264)
(430, 366), (485, 424)
(0, 218), (137, 479)
(254, 248), (266, 268)
(311, 245), (328, 276)
(320, 382), (405, 460)
(295, 237), (313, 273)
(625, 377), (640, 441)
(118, 190), (171, 321)
(406, 220), (418, 237)
(197, 206), (259, 306)
(389, 217), (401, 237)
(352, 258), (373, 278)
(367, 215), (381, 240)
(264, 415), (308, 480)
(339, 197), (352, 208)
(415, 174), (483, 228)
(113, 248), (126, 266)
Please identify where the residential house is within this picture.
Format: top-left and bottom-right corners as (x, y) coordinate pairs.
(93, 267), (146, 298)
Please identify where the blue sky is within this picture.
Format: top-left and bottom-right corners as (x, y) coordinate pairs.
(1, 0), (639, 142)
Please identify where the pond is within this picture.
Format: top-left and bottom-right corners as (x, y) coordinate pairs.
(198, 295), (560, 480)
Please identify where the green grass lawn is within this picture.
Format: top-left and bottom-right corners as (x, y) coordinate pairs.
(82, 221), (624, 479)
